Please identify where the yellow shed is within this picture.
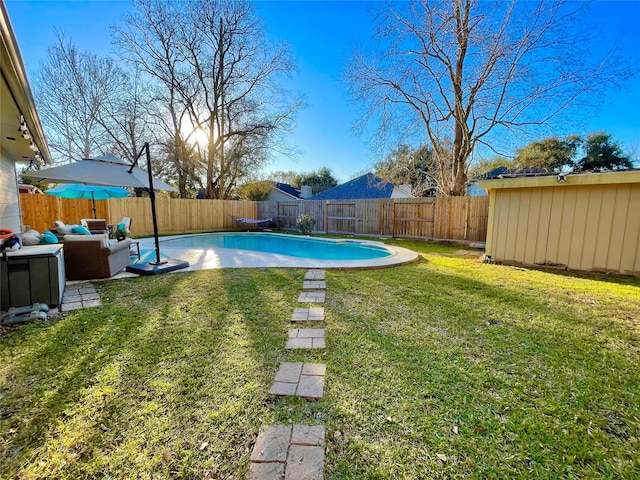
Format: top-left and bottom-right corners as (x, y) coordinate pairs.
(478, 171), (640, 276)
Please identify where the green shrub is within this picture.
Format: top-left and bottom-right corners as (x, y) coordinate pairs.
(296, 213), (316, 235)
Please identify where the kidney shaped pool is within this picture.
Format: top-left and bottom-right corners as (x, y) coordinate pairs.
(150, 232), (418, 270)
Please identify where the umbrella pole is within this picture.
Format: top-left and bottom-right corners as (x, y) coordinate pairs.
(143, 143), (164, 265)
(91, 192), (97, 219)
(125, 142), (188, 275)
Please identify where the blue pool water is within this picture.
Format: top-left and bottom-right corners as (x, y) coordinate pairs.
(160, 233), (392, 260)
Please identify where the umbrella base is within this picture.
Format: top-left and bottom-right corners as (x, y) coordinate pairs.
(127, 258), (189, 275)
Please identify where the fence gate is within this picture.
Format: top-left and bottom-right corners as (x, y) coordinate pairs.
(393, 200), (436, 238)
(277, 202), (300, 230)
(326, 202), (357, 234)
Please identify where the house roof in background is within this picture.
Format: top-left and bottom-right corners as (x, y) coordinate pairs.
(273, 182), (302, 199)
(308, 173), (396, 200)
(475, 166), (549, 180)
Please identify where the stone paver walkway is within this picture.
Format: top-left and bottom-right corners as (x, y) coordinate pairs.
(292, 307), (324, 322)
(247, 425), (325, 480)
(286, 328), (325, 349)
(60, 283), (101, 311)
(297, 291), (325, 303)
(269, 362), (326, 399)
(250, 270), (328, 479)
(304, 270), (325, 280)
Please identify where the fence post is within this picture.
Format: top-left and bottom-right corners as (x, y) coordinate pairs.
(325, 201), (328, 234)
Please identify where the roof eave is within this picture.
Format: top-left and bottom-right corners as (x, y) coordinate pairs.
(1, 1), (52, 164)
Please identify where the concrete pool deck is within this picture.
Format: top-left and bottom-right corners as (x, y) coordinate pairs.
(130, 233), (419, 272)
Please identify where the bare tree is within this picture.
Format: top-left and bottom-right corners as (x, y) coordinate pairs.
(32, 32), (154, 168)
(347, 0), (634, 195)
(114, 0), (300, 199)
(94, 67), (155, 163)
(34, 33), (113, 162)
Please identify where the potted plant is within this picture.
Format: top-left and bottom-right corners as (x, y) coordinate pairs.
(114, 223), (128, 241)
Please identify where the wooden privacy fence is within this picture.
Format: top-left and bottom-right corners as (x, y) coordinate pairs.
(258, 196), (489, 242)
(19, 195), (257, 236)
(20, 194), (488, 242)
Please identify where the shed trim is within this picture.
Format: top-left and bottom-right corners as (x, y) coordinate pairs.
(478, 171), (640, 190)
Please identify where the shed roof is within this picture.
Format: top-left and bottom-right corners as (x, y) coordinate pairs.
(478, 170), (640, 190)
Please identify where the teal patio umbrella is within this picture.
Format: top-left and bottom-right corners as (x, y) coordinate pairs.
(45, 184), (130, 218)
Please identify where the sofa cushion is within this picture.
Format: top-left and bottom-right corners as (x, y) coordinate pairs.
(63, 233), (109, 248)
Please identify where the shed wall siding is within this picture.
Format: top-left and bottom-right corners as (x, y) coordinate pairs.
(0, 153), (21, 232)
(486, 182), (640, 275)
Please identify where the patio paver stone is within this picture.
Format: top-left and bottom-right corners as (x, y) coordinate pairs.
(303, 280), (326, 289)
(60, 282), (102, 310)
(269, 362), (326, 399)
(247, 425), (325, 480)
(297, 291), (325, 303)
(250, 425), (291, 463)
(285, 445), (324, 480)
(292, 307), (324, 322)
(291, 425), (325, 446)
(246, 462), (285, 479)
(286, 329), (325, 349)
(304, 270), (325, 280)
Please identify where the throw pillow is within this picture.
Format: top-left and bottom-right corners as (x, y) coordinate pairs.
(39, 230), (59, 244)
(71, 225), (91, 235)
(21, 230), (41, 245)
(54, 221), (73, 235)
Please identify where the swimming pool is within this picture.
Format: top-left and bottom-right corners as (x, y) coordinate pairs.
(161, 233), (391, 260)
(138, 232), (419, 270)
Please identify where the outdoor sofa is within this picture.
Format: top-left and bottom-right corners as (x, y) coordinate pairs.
(59, 234), (132, 280)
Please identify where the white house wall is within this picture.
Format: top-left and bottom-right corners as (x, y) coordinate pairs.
(0, 151), (21, 232)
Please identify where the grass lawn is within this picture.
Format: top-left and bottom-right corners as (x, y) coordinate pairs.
(1, 240), (639, 479)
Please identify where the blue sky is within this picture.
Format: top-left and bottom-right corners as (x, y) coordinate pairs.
(6, 0), (640, 183)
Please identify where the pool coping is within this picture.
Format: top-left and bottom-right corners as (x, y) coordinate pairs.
(133, 232), (419, 271)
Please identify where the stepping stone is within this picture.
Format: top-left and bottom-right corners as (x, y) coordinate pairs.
(286, 329), (325, 349)
(60, 302), (83, 312)
(291, 425), (325, 446)
(82, 299), (102, 308)
(298, 291), (325, 303)
(250, 425), (291, 463)
(246, 462), (285, 479)
(61, 282), (101, 310)
(247, 425), (325, 479)
(292, 307), (324, 322)
(285, 445), (324, 479)
(303, 280), (326, 289)
(304, 269), (325, 280)
(269, 362), (326, 399)
(62, 293), (82, 303)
